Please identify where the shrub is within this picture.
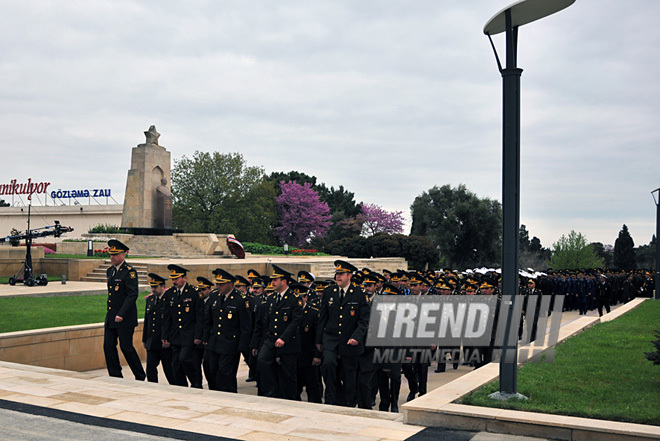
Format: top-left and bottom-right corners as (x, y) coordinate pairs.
(88, 224), (126, 234)
(8, 228), (21, 247)
(243, 242), (286, 255)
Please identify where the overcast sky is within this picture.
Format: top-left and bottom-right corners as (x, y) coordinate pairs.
(1, 1), (658, 248)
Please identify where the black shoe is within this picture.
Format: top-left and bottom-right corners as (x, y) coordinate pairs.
(407, 392), (416, 402)
(391, 406), (399, 413)
(453, 363), (459, 370)
(245, 377), (255, 382)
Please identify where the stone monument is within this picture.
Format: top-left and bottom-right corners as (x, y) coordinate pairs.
(155, 178), (173, 229)
(121, 126), (176, 234)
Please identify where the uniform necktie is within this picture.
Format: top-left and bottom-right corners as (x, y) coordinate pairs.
(340, 289), (345, 302)
(277, 294), (282, 305)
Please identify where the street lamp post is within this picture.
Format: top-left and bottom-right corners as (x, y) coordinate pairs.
(652, 188), (660, 300)
(483, 0), (574, 400)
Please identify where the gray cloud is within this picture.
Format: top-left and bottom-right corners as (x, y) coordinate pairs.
(1, 0), (658, 249)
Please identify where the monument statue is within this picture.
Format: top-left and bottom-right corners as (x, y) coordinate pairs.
(144, 125), (160, 145)
(121, 126), (173, 233)
(155, 178), (173, 229)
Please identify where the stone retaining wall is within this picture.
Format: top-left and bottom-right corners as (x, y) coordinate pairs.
(0, 321), (146, 372)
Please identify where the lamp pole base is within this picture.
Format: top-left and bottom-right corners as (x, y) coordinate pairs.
(489, 391), (528, 401)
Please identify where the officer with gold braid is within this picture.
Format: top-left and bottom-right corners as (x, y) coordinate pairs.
(316, 260), (370, 406)
(142, 272), (175, 384)
(203, 269), (251, 392)
(103, 239), (145, 381)
(252, 264), (303, 400)
(161, 264), (204, 388)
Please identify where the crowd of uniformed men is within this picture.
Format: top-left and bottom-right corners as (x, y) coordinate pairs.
(103, 239), (654, 412)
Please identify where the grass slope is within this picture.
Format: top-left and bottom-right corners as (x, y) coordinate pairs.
(460, 300), (660, 425)
(0, 294), (149, 333)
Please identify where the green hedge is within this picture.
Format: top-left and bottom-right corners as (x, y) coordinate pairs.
(242, 242), (325, 256)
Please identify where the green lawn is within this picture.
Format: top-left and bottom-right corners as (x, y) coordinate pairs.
(459, 300), (660, 425)
(0, 294), (149, 333)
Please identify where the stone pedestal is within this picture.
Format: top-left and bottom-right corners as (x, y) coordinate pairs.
(121, 126), (172, 230)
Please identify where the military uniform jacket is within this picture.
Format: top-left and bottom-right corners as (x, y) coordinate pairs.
(105, 262), (139, 329)
(203, 289), (251, 355)
(161, 283), (204, 346)
(142, 293), (168, 350)
(251, 288), (302, 355)
(316, 284), (370, 356)
(298, 302), (321, 367)
(250, 295), (270, 351)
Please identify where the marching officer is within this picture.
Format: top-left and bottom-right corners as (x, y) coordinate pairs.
(142, 272), (176, 384)
(103, 239), (145, 381)
(196, 276), (215, 388)
(161, 264), (204, 388)
(376, 283), (403, 412)
(291, 283), (322, 403)
(252, 264), (303, 400)
(203, 269), (251, 392)
(316, 260), (370, 406)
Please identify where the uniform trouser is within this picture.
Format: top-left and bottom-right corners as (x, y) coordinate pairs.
(596, 299), (611, 317)
(376, 364), (401, 411)
(103, 326), (145, 380)
(171, 344), (201, 388)
(356, 368), (376, 409)
(193, 346), (205, 388)
(297, 365), (322, 403)
(321, 350), (358, 406)
(257, 342), (298, 400)
(146, 348), (175, 384)
(402, 362), (428, 397)
(578, 296), (588, 315)
(369, 367), (379, 404)
(207, 352), (240, 392)
(202, 348), (215, 390)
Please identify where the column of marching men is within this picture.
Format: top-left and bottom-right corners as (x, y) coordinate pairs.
(109, 239), (654, 412)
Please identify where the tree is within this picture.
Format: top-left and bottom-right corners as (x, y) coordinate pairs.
(591, 242), (614, 268)
(519, 227), (551, 270)
(549, 230), (604, 270)
(171, 151), (277, 244)
(0, 199), (9, 207)
(274, 181), (332, 247)
(358, 203), (405, 237)
(410, 184), (501, 269)
(613, 224), (636, 270)
(634, 235), (656, 270)
(519, 225), (530, 252)
(267, 171), (363, 249)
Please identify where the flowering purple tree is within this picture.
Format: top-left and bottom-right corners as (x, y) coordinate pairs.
(359, 203), (405, 237)
(274, 181), (332, 247)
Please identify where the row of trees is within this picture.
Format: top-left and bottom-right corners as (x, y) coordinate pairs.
(171, 151), (406, 249)
(170, 151), (655, 271)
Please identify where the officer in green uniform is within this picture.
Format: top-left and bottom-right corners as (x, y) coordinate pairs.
(196, 276), (214, 388)
(142, 272), (175, 384)
(291, 283), (322, 403)
(202, 269), (251, 392)
(316, 260), (370, 406)
(161, 264), (204, 388)
(104, 239), (145, 381)
(252, 264), (303, 400)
